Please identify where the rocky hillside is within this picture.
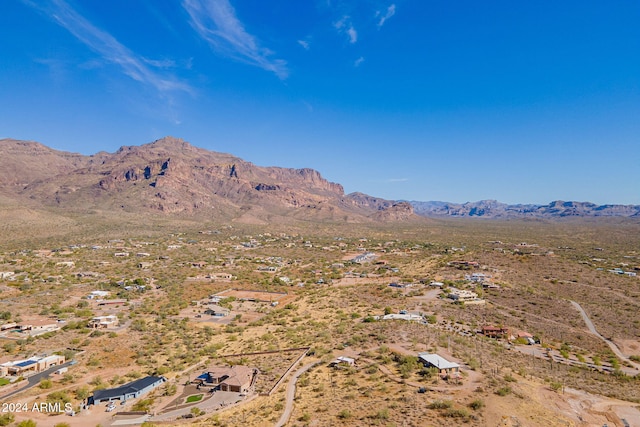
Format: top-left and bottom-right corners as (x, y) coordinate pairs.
(0, 137), (416, 223)
(410, 199), (640, 218)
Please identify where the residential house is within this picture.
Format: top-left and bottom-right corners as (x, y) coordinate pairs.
(418, 353), (460, 378)
(481, 326), (509, 339)
(0, 354), (65, 377)
(351, 252), (376, 263)
(88, 290), (110, 299)
(330, 356), (355, 367)
(448, 288), (476, 301)
(194, 366), (256, 393)
(55, 261), (75, 268)
(97, 299), (127, 306)
(204, 305), (230, 317)
(0, 322), (18, 331)
(381, 313), (425, 322)
(88, 315), (119, 329)
(90, 376), (166, 405)
(209, 273), (233, 281)
(19, 319), (60, 333)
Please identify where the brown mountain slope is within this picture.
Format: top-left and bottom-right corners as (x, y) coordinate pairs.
(3, 136), (417, 223)
(0, 138), (95, 189)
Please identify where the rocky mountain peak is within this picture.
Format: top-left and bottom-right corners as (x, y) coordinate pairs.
(0, 137), (417, 223)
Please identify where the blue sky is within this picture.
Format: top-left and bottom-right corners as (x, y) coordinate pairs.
(2, 0), (639, 205)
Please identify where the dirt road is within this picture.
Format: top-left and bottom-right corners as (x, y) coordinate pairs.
(570, 300), (640, 371)
(274, 362), (318, 427)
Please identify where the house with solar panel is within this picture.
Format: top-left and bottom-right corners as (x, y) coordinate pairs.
(193, 365), (256, 393)
(89, 376), (167, 405)
(0, 354), (65, 377)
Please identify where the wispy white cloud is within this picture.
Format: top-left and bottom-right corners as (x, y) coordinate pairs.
(183, 0), (288, 79)
(376, 4), (396, 28)
(142, 58), (178, 69)
(347, 26), (358, 43)
(297, 40), (310, 50)
(21, 0), (191, 95)
(354, 56), (364, 67)
(334, 15), (357, 44)
(387, 178), (408, 183)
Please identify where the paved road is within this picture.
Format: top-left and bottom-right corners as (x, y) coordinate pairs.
(274, 362), (318, 427)
(0, 360), (75, 400)
(570, 300), (640, 371)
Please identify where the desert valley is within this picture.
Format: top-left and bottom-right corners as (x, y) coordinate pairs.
(0, 138), (638, 427)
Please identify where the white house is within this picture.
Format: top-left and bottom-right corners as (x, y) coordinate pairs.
(88, 290), (110, 299)
(418, 352), (459, 377)
(55, 261), (75, 268)
(448, 288), (479, 302)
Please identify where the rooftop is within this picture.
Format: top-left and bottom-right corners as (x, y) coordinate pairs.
(417, 353), (460, 370)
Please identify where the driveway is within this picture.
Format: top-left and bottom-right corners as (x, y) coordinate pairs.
(274, 362), (318, 427)
(570, 300), (640, 371)
(0, 360), (75, 400)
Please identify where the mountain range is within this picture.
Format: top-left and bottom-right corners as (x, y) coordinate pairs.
(409, 199), (640, 218)
(0, 137), (414, 225)
(1, 137), (638, 224)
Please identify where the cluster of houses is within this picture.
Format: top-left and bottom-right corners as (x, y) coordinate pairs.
(330, 353), (461, 380)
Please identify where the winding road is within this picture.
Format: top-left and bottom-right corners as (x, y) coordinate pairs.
(570, 300), (640, 371)
(0, 360), (75, 400)
(274, 362), (318, 427)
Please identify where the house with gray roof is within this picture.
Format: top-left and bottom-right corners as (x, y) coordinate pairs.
(89, 376), (166, 405)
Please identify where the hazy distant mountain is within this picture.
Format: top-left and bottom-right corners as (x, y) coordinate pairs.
(0, 137), (416, 224)
(410, 199), (640, 218)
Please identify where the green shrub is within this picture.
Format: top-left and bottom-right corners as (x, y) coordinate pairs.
(39, 379), (53, 389)
(337, 409), (352, 419)
(427, 400), (453, 410)
(495, 386), (512, 396)
(0, 414), (15, 427)
(468, 399), (484, 410)
(443, 408), (469, 418)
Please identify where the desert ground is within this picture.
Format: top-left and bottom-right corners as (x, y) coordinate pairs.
(1, 218), (640, 426)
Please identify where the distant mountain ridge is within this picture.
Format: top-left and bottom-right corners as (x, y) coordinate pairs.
(0, 137), (416, 224)
(410, 199), (640, 218)
(2, 137), (636, 223)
